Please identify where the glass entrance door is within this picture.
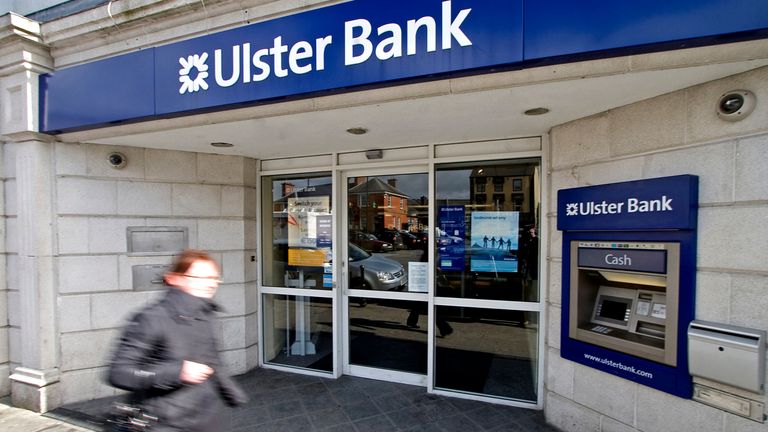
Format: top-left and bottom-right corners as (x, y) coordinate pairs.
(343, 169), (430, 385)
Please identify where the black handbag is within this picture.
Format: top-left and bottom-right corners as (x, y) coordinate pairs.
(106, 401), (157, 432)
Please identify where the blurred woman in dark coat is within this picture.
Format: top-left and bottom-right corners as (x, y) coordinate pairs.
(107, 249), (247, 431)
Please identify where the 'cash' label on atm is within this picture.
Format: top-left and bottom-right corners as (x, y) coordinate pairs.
(577, 247), (667, 274)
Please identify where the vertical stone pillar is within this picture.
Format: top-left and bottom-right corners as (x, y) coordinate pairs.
(8, 137), (58, 412)
(0, 14), (58, 412)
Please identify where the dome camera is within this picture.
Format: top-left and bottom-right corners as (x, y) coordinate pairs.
(107, 152), (127, 169)
(716, 90), (756, 122)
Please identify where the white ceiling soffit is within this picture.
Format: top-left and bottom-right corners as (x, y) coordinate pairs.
(66, 59), (767, 159)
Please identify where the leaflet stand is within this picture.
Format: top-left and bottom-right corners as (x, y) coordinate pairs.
(290, 270), (316, 355)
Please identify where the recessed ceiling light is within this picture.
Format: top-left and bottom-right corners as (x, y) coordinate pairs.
(211, 142), (234, 148)
(346, 127), (368, 135)
(524, 107), (550, 116)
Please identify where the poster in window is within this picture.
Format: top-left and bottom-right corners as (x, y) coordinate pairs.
(408, 262), (428, 292)
(316, 214), (333, 248)
(470, 211), (519, 273)
(438, 205), (465, 271)
(288, 196), (331, 267)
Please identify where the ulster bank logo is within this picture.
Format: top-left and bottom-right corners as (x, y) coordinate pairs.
(178, 53), (210, 94)
(566, 203), (579, 216)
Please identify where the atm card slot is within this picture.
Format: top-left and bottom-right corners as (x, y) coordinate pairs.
(636, 321), (665, 339)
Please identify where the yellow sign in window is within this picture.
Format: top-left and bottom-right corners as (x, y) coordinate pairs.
(288, 248), (327, 267)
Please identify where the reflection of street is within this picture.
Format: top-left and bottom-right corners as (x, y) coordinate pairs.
(348, 298), (538, 360)
(435, 317), (538, 359)
(349, 297), (427, 343)
(349, 297), (428, 374)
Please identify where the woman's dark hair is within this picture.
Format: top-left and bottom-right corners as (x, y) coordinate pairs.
(169, 249), (219, 274)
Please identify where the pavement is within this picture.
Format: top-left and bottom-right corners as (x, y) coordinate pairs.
(3, 368), (560, 431)
(0, 398), (90, 431)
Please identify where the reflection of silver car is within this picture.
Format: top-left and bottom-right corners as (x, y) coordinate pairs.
(348, 243), (406, 291)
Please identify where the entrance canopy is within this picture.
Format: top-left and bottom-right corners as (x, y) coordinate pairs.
(55, 50), (768, 160)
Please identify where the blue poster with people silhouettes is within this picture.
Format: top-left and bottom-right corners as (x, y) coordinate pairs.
(470, 212), (519, 273)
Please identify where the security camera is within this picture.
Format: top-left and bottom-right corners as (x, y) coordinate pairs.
(107, 152), (127, 169)
(716, 90), (756, 122)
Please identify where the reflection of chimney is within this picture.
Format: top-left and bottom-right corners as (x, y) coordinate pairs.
(351, 177), (365, 186)
(282, 182), (295, 196)
(388, 178), (397, 188)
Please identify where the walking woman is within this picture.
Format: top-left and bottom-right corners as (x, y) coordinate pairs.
(107, 249), (247, 431)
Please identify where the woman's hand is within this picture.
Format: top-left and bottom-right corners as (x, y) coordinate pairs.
(180, 360), (213, 384)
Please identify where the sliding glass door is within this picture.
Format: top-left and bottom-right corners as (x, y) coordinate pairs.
(342, 168), (430, 385)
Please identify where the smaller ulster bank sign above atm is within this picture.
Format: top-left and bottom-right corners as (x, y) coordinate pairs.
(557, 175), (699, 232)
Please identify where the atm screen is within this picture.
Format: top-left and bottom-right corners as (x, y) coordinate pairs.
(598, 299), (629, 322)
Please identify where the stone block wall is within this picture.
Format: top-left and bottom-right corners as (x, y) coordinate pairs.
(545, 66), (768, 432)
(5, 142), (259, 405)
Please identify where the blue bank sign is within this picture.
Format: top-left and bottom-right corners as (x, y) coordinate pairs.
(175, 1), (474, 95)
(153, 0), (519, 115)
(40, 0), (768, 132)
(557, 175), (699, 231)
(41, 0), (523, 131)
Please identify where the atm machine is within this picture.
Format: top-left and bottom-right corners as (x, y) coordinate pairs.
(558, 175), (698, 397)
(571, 241), (679, 366)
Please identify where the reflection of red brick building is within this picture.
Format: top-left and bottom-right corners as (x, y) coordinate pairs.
(406, 197), (428, 232)
(348, 177), (410, 231)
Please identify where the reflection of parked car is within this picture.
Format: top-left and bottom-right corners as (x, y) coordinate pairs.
(398, 230), (422, 249)
(348, 243), (406, 290)
(350, 231), (393, 252)
(374, 230), (405, 250)
(415, 231), (429, 244)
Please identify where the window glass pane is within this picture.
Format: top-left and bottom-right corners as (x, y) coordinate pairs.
(435, 160), (540, 301)
(263, 294), (333, 372)
(348, 174), (428, 293)
(434, 307), (539, 402)
(349, 297), (427, 374)
(262, 174), (333, 289)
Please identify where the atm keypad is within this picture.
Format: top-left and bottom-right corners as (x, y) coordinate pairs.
(591, 325), (612, 334)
